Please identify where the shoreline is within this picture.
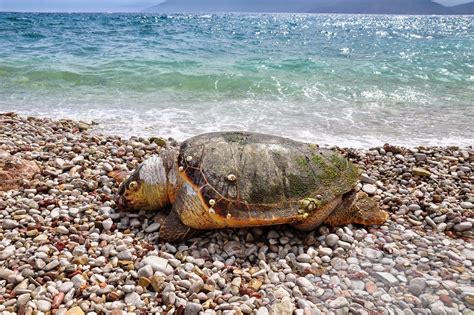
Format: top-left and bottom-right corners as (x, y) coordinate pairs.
(4, 110), (474, 151)
(0, 113), (473, 314)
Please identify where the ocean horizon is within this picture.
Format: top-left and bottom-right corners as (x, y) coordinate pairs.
(0, 12), (472, 148)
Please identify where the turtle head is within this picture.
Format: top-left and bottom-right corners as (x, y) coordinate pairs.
(351, 192), (389, 226)
(115, 155), (174, 211)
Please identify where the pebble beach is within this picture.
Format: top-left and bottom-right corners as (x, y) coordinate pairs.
(0, 113), (473, 315)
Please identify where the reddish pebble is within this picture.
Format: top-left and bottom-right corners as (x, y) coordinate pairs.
(68, 270), (82, 277)
(366, 281), (377, 294)
(52, 292), (65, 309)
(340, 289), (351, 297)
(439, 294), (453, 306)
(55, 242), (66, 251)
(17, 305), (26, 315)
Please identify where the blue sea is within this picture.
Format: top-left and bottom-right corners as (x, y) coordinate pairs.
(0, 13), (472, 147)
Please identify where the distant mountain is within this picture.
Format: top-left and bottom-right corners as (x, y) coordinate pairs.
(146, 0), (317, 13)
(307, 0), (449, 15)
(449, 2), (474, 14)
(145, 0), (474, 14)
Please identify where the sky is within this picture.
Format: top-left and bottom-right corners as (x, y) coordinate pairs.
(0, 0), (471, 12)
(0, 0), (160, 12)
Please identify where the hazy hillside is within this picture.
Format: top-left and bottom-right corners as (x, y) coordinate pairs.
(146, 0), (317, 13)
(449, 2), (474, 13)
(145, 0), (474, 14)
(307, 0), (450, 14)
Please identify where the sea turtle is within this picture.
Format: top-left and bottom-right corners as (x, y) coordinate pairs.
(115, 132), (388, 242)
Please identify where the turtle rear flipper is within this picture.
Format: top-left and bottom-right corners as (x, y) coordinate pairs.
(324, 191), (388, 226)
(160, 208), (198, 242)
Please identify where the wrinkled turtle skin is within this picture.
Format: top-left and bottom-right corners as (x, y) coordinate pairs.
(115, 132), (388, 242)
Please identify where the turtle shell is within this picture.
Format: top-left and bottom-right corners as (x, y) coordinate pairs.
(177, 132), (359, 226)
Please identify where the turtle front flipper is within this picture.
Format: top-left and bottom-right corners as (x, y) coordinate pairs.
(160, 208), (199, 242)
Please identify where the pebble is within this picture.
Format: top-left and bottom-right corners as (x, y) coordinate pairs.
(145, 222), (161, 233)
(319, 247), (332, 257)
(330, 257), (348, 270)
(437, 223), (447, 232)
(360, 174), (377, 184)
(274, 287), (290, 299)
(185, 302), (203, 314)
(0, 245), (15, 260)
(150, 275), (164, 292)
(408, 278), (427, 295)
(296, 253), (311, 263)
(461, 249), (474, 260)
(45, 259), (60, 271)
(124, 292), (144, 308)
(118, 249), (133, 260)
(431, 301), (449, 315)
(376, 272), (400, 287)
(102, 218), (113, 230)
(72, 155), (84, 164)
(296, 277), (315, 291)
(363, 248), (383, 261)
(412, 167), (431, 177)
(65, 306), (85, 315)
(425, 216), (437, 228)
(460, 202), (473, 209)
(58, 282), (74, 293)
(52, 292), (65, 308)
(272, 297), (294, 314)
(325, 234), (339, 247)
(2, 219), (19, 229)
(36, 300), (52, 312)
(0, 268), (14, 280)
(17, 293), (30, 306)
(141, 256), (173, 275)
(137, 265), (153, 278)
(328, 297), (348, 309)
(414, 153), (427, 161)
(420, 293), (439, 307)
(71, 274), (87, 289)
(56, 226), (69, 235)
(453, 222), (472, 232)
(362, 184), (377, 195)
(351, 280), (365, 290)
(256, 307), (269, 315)
(102, 162), (113, 172)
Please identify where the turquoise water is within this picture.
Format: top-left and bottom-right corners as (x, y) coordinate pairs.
(0, 13), (473, 147)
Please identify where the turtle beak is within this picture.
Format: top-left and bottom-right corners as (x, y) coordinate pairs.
(114, 181), (127, 210)
(114, 194), (127, 210)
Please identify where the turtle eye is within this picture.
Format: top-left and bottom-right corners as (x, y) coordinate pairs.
(128, 181), (138, 191)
